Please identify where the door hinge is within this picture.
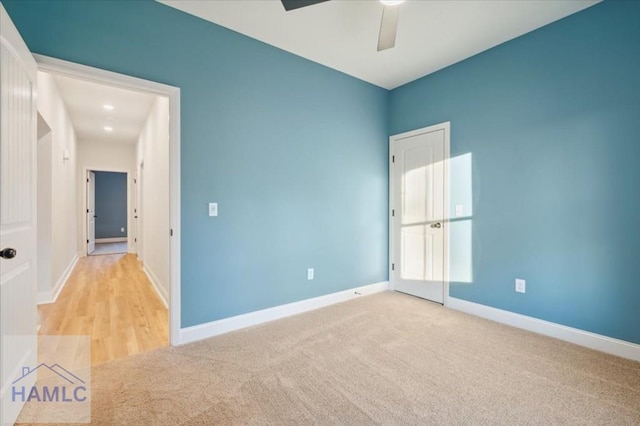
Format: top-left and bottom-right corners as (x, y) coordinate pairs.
(134, 238), (137, 242)
(134, 178), (137, 184)
(392, 263), (395, 271)
(86, 239), (89, 244)
(392, 155), (395, 163)
(170, 229), (173, 237)
(86, 209), (89, 213)
(392, 209), (395, 217)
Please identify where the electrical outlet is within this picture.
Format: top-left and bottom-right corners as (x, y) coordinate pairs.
(307, 268), (314, 280)
(515, 279), (526, 294)
(121, 227), (125, 232)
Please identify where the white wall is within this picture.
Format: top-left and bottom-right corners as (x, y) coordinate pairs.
(77, 140), (136, 255)
(37, 72), (78, 303)
(136, 96), (170, 305)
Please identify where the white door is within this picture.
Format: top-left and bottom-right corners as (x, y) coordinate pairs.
(391, 123), (449, 303)
(0, 4), (39, 424)
(86, 171), (96, 254)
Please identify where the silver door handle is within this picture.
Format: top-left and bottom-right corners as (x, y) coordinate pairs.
(430, 222), (441, 229)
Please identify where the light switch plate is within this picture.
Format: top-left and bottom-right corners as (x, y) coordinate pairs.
(208, 202), (218, 217)
(307, 268), (314, 280)
(515, 279), (526, 293)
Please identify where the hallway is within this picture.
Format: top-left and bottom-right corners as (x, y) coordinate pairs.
(38, 254), (168, 365)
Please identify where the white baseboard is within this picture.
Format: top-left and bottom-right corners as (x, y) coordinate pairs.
(179, 281), (390, 345)
(143, 265), (168, 308)
(447, 297), (640, 362)
(95, 237), (127, 243)
(37, 253), (79, 305)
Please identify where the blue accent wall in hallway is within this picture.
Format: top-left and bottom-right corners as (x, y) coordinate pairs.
(94, 171), (127, 239)
(3, 0), (389, 327)
(389, 1), (640, 344)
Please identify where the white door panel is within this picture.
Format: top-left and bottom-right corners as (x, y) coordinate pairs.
(391, 124), (448, 303)
(1, 4), (38, 423)
(401, 225), (425, 280)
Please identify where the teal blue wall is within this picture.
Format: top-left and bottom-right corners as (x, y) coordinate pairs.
(94, 171), (127, 239)
(390, 1), (640, 344)
(6, 0), (639, 345)
(3, 0), (389, 327)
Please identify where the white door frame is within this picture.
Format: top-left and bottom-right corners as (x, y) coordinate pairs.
(136, 162), (143, 262)
(86, 170), (96, 254)
(389, 122), (451, 306)
(35, 54), (182, 346)
(83, 168), (130, 255)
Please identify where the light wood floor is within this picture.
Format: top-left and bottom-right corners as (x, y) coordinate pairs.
(38, 253), (168, 365)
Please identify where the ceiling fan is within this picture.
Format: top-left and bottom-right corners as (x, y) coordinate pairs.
(280, 0), (405, 51)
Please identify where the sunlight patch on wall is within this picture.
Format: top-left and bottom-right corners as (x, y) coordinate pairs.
(448, 152), (473, 284)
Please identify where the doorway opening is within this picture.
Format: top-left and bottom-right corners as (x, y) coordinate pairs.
(34, 55), (181, 363)
(87, 170), (129, 256)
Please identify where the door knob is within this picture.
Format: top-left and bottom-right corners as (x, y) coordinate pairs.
(0, 248), (17, 259)
(430, 222), (441, 229)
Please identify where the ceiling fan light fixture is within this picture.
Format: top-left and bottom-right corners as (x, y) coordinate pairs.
(380, 0), (404, 6)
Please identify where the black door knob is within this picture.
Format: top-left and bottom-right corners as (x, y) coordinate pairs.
(0, 248), (17, 259)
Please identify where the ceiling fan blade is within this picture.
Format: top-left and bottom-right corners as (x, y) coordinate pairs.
(281, 0), (330, 12)
(377, 5), (400, 51)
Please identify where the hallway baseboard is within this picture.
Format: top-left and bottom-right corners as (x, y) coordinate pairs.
(143, 265), (169, 308)
(37, 253), (79, 305)
(96, 237), (127, 243)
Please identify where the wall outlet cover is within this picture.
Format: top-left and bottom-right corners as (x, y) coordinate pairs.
(307, 268), (314, 280)
(208, 202), (218, 217)
(515, 279), (526, 293)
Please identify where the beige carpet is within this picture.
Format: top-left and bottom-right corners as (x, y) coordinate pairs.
(18, 291), (640, 425)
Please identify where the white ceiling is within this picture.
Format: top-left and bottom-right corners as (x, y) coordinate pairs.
(160, 0), (600, 89)
(52, 74), (157, 144)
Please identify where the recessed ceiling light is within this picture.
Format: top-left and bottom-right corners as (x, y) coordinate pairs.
(103, 126), (113, 132)
(381, 0), (404, 5)
(103, 104), (114, 111)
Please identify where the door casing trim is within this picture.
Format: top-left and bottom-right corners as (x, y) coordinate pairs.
(82, 168), (130, 256)
(35, 54), (182, 345)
